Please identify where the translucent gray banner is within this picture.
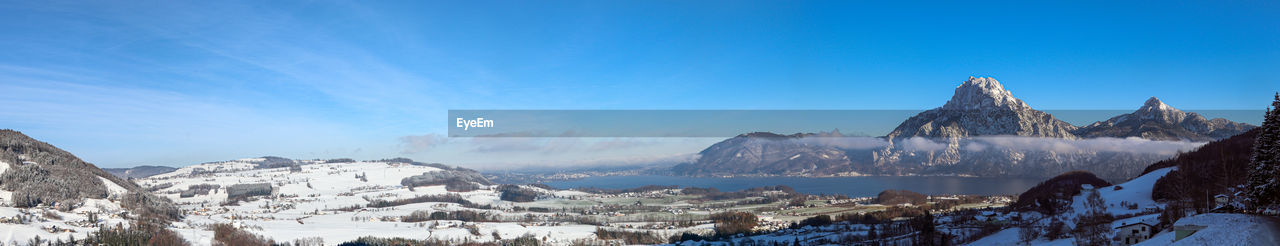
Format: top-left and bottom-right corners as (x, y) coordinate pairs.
(447, 109), (1264, 137)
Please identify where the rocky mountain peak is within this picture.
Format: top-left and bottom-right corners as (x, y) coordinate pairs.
(1134, 97), (1186, 122)
(887, 77), (1076, 139)
(1143, 97), (1168, 109)
(1073, 97), (1254, 141)
(942, 76), (1030, 110)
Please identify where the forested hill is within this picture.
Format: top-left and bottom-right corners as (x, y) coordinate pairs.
(0, 129), (179, 221)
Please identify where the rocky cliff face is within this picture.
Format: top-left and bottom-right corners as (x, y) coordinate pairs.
(1073, 97), (1255, 141)
(886, 77), (1078, 140)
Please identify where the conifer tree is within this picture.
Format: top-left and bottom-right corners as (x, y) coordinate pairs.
(1248, 92), (1280, 210)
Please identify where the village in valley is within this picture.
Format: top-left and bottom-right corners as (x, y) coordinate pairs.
(121, 157), (1017, 245)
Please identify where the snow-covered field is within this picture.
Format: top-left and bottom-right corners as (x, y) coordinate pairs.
(136, 159), (662, 245)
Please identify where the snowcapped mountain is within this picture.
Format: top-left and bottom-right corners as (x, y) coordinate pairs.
(1073, 97), (1255, 141)
(675, 77), (1220, 179)
(887, 77), (1078, 140)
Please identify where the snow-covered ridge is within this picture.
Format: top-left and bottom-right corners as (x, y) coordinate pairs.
(98, 176), (129, 198)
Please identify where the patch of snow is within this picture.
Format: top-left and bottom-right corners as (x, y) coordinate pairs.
(966, 227), (1021, 245)
(73, 198), (124, 214)
(0, 161), (8, 205)
(967, 227), (1078, 246)
(99, 176), (129, 197)
(1133, 230), (1176, 246)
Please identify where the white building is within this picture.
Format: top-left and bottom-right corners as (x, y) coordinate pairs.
(1113, 222), (1155, 245)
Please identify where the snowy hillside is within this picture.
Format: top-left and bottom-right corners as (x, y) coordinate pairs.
(0, 161), (138, 245)
(1065, 167), (1174, 218)
(1135, 213), (1280, 245)
(0, 130), (178, 245)
(968, 167), (1177, 246)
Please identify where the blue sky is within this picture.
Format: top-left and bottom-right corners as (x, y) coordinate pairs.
(0, 1), (1277, 168)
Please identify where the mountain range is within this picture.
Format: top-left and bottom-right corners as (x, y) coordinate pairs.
(673, 77), (1256, 179)
(1073, 97), (1254, 141)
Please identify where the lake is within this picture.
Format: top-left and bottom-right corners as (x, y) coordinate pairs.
(542, 175), (1043, 197)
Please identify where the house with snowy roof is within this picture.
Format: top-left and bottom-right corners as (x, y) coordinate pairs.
(1113, 221), (1155, 245)
(1111, 215), (1160, 246)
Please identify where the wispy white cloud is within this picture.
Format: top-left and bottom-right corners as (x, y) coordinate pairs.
(0, 66), (374, 166)
(0, 2), (483, 166)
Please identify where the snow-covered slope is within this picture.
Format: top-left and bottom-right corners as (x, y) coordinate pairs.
(1135, 213), (1280, 246)
(968, 167), (1183, 245)
(969, 163), (1280, 246)
(1066, 167), (1174, 217)
(966, 227), (1076, 246)
(0, 130), (175, 244)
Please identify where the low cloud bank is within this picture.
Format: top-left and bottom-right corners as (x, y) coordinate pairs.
(775, 135), (1204, 155)
(397, 133), (1207, 170)
(964, 136), (1205, 155)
